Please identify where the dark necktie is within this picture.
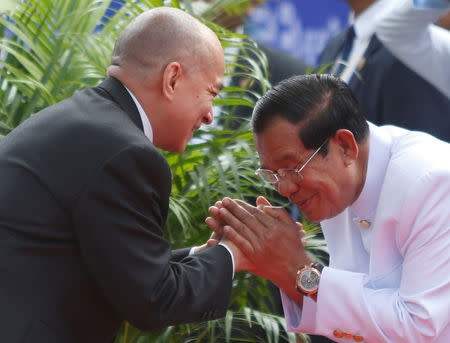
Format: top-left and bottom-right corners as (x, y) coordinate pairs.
(335, 26), (355, 77)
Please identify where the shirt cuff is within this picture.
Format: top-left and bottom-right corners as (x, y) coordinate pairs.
(413, 0), (450, 8)
(281, 289), (317, 333)
(188, 247), (196, 256)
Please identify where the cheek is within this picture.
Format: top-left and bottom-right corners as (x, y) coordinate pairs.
(303, 176), (338, 203)
(317, 181), (348, 218)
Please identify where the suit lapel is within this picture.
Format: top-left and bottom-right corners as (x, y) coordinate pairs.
(318, 27), (351, 67)
(97, 76), (144, 132)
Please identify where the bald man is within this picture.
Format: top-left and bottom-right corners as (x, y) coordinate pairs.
(0, 7), (243, 343)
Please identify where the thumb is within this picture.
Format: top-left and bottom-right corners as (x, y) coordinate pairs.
(263, 205), (292, 222)
(256, 196), (272, 207)
(207, 239), (219, 247)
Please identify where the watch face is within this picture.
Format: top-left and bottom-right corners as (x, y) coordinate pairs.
(299, 270), (320, 292)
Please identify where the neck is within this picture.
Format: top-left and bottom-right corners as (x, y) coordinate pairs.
(347, 0), (375, 17)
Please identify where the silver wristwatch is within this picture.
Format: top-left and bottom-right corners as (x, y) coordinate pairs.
(295, 262), (324, 297)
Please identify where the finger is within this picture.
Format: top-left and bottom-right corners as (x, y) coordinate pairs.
(298, 229), (307, 246)
(208, 205), (227, 227)
(233, 198), (272, 223)
(256, 203), (266, 211)
(298, 229), (306, 239)
(218, 206), (261, 244)
(296, 221), (304, 230)
(221, 198), (267, 237)
(223, 225), (254, 257)
(256, 196), (272, 207)
(206, 239), (219, 247)
(205, 216), (224, 236)
(262, 205), (294, 223)
(234, 200), (286, 232)
(234, 199), (260, 214)
(208, 206), (226, 226)
(209, 231), (221, 241)
(208, 206), (220, 217)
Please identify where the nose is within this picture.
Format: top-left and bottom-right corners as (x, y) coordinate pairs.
(202, 109), (214, 125)
(275, 178), (300, 198)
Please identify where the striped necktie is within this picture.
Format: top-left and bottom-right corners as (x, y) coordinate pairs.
(335, 26), (355, 77)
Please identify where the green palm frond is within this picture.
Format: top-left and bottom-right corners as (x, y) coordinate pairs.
(115, 307), (310, 343)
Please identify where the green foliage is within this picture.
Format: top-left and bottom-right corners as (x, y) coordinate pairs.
(0, 0), (327, 342)
(114, 307), (311, 343)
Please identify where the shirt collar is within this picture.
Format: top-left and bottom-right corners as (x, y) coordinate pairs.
(351, 0), (395, 40)
(124, 86), (153, 143)
(350, 122), (392, 220)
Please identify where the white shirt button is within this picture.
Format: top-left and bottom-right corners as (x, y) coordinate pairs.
(358, 220), (371, 229)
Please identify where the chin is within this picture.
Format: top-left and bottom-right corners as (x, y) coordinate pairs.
(177, 141), (189, 153)
(171, 145), (187, 153)
(155, 142), (186, 154)
(298, 208), (325, 223)
(303, 214), (323, 223)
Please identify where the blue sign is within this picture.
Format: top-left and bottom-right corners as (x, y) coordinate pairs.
(244, 0), (350, 66)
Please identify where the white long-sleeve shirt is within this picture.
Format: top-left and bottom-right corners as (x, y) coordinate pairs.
(282, 123), (450, 342)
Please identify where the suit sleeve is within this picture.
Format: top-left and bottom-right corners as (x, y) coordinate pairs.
(282, 168), (450, 342)
(72, 144), (233, 330)
(171, 248), (192, 262)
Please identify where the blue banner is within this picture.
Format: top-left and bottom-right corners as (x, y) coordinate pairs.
(244, 0), (350, 66)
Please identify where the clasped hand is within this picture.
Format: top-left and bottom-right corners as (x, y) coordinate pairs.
(205, 196), (312, 292)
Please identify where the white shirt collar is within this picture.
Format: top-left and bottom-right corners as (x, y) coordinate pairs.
(124, 86), (153, 143)
(350, 122), (392, 220)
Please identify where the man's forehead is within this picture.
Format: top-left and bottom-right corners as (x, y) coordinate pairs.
(256, 143), (306, 168)
(255, 123), (304, 150)
(255, 125), (309, 167)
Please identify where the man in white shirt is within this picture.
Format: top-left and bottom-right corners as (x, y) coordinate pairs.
(208, 74), (450, 342)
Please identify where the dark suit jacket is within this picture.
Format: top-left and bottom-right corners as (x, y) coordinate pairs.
(0, 77), (233, 343)
(319, 27), (450, 142)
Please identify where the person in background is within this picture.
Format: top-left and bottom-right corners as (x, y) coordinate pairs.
(319, 0), (450, 142)
(0, 7), (248, 343)
(376, 0), (450, 98)
(208, 74), (450, 342)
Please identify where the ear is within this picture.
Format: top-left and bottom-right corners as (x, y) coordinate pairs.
(162, 62), (182, 100)
(332, 129), (359, 166)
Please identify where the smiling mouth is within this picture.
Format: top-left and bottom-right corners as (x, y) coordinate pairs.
(296, 193), (316, 211)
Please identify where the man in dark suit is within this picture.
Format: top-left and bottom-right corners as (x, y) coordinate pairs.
(319, 0), (450, 142)
(0, 7), (246, 343)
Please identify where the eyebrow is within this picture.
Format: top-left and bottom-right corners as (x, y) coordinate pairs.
(260, 154), (299, 170)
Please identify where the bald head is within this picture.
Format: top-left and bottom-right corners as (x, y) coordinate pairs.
(108, 7), (221, 78)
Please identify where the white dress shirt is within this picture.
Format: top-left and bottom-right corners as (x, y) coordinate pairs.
(125, 87), (153, 142)
(281, 123), (450, 342)
(376, 0), (450, 98)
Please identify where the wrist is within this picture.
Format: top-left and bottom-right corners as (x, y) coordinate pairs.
(295, 262), (324, 300)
